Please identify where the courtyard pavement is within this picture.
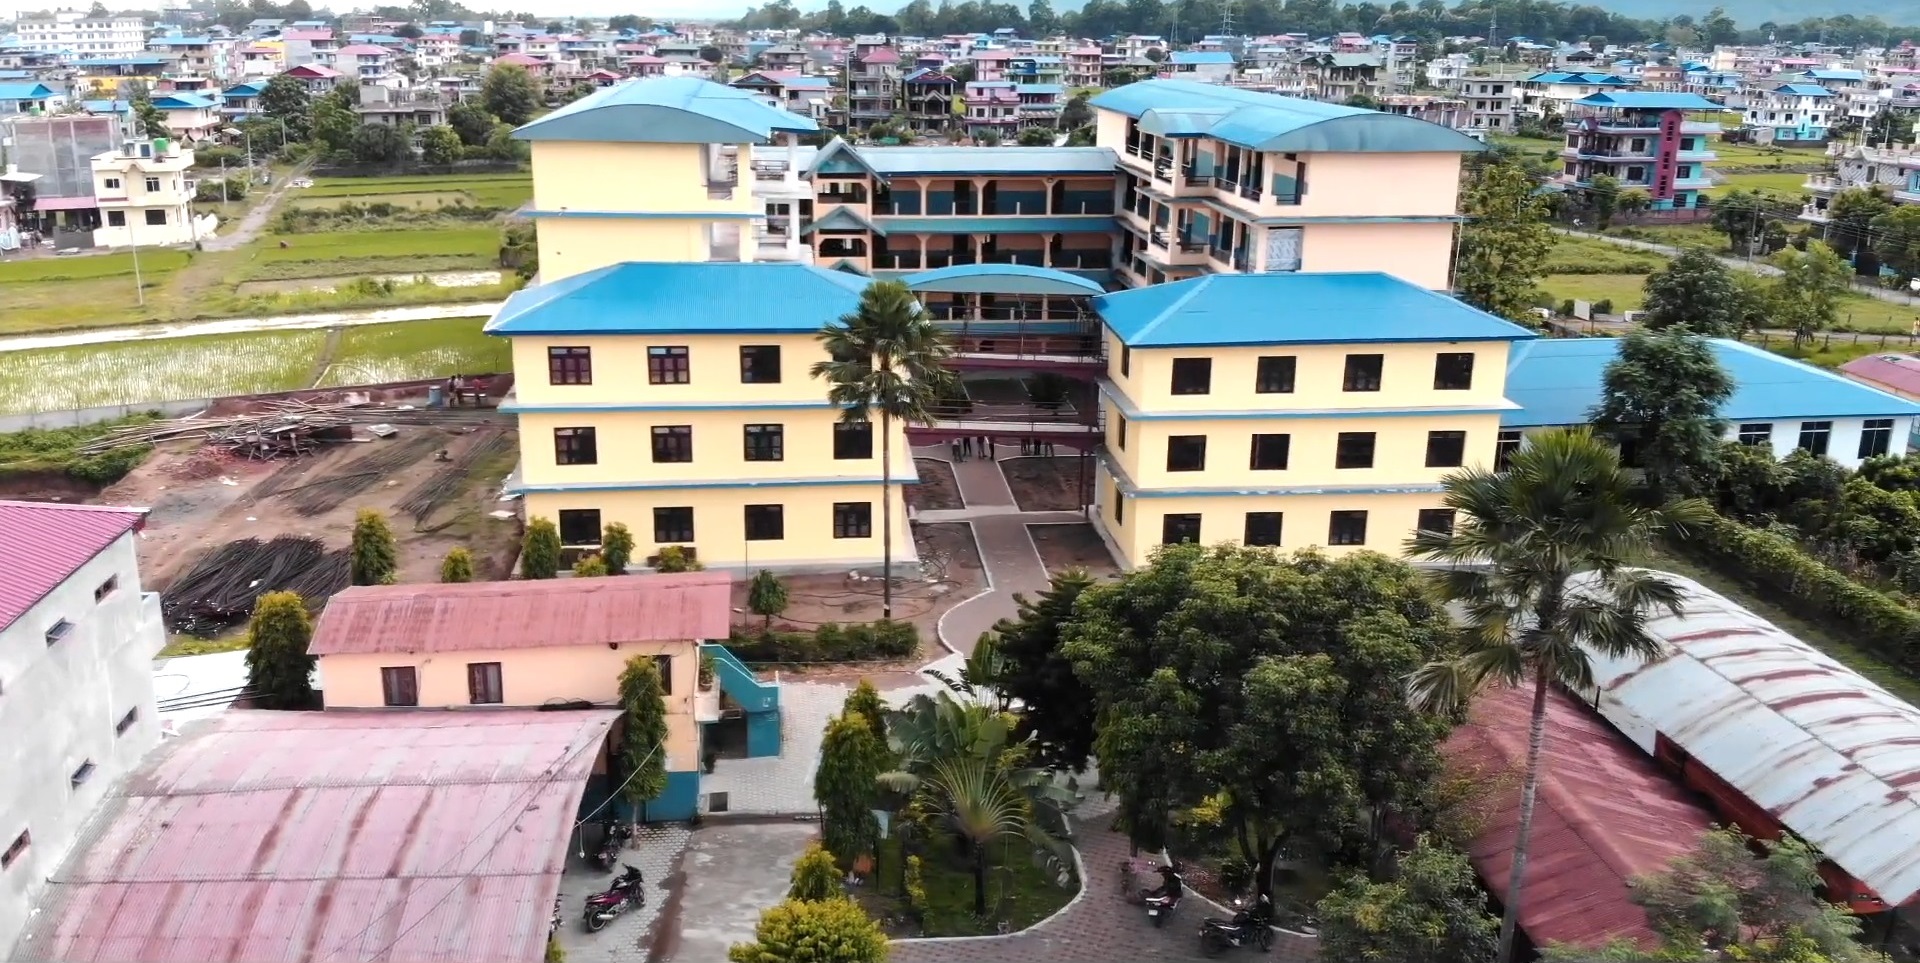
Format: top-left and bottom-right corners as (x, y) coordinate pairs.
(555, 824), (692, 963)
(654, 822), (819, 962)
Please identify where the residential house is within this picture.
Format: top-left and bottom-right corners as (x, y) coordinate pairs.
(899, 67), (957, 132)
(0, 501), (164, 956)
(1458, 76), (1519, 131)
(282, 62), (341, 94)
(1742, 82), (1835, 144)
(1066, 46), (1103, 88)
(414, 31), (463, 69)
(278, 28), (336, 68)
(218, 79), (265, 120)
(1166, 50), (1235, 84)
(12, 10), (147, 57)
(355, 84), (448, 127)
(1015, 83), (1064, 126)
(963, 80), (1019, 137)
(91, 138), (207, 247)
(1804, 143), (1920, 223)
(146, 35), (230, 81)
(0, 113), (125, 240)
(237, 44), (281, 77)
(759, 43), (808, 70)
(1520, 70), (1635, 117)
(332, 43), (397, 85)
(1300, 53), (1390, 104)
(848, 43), (900, 129)
(496, 51), (554, 80)
(1380, 94), (1468, 128)
(151, 92), (221, 142)
(0, 83), (62, 116)
(1558, 91), (1723, 212)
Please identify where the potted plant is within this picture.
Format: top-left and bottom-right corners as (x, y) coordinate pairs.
(698, 653), (716, 691)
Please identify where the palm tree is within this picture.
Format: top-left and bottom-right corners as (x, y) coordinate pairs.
(812, 279), (954, 618)
(1405, 427), (1709, 963)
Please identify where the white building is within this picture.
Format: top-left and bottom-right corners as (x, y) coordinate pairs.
(90, 139), (212, 248)
(0, 501), (164, 956)
(1802, 143), (1920, 223)
(12, 9), (148, 57)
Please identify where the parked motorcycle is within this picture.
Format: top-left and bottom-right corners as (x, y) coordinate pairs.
(583, 864), (645, 933)
(1199, 893), (1274, 957)
(549, 898), (561, 940)
(1140, 864), (1185, 927)
(592, 820), (631, 872)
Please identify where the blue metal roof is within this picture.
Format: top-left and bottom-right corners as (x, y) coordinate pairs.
(72, 54), (168, 66)
(1015, 83), (1064, 95)
(1805, 68), (1864, 81)
(154, 93), (217, 110)
(485, 262), (870, 336)
(1170, 51), (1235, 65)
(148, 35), (212, 45)
(902, 263), (1105, 296)
(514, 76), (820, 144)
(81, 99), (130, 114)
(1576, 91), (1722, 111)
(1502, 337), (1920, 428)
(1094, 272), (1537, 348)
(1089, 79), (1484, 154)
(805, 139), (1116, 177)
(1775, 83), (1835, 97)
(0, 83), (54, 100)
(1526, 71), (1632, 85)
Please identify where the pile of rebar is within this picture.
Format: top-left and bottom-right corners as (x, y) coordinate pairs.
(281, 432), (445, 516)
(394, 429), (514, 525)
(161, 536), (351, 636)
(79, 401), (508, 458)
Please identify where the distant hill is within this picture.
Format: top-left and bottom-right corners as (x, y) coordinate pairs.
(1591, 0), (1920, 27)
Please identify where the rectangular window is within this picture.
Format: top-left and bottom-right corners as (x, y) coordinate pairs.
(833, 501), (873, 538)
(744, 424), (785, 462)
(1170, 357), (1212, 395)
(653, 655), (674, 695)
(745, 504), (785, 541)
(1860, 418), (1895, 459)
(1335, 432), (1377, 469)
(834, 422), (874, 459)
(1118, 344), (1131, 377)
(95, 576), (118, 603)
(106, 210), (125, 227)
(1416, 508), (1456, 537)
(1433, 352), (1475, 390)
(739, 345), (782, 383)
(1797, 420), (1832, 457)
(557, 508), (601, 546)
(103, 177), (120, 189)
(115, 707), (138, 735)
(1343, 354), (1384, 392)
(1495, 429), (1523, 472)
(1112, 483), (1125, 524)
(1112, 411), (1127, 450)
(647, 345), (690, 384)
(144, 208), (166, 226)
(467, 662), (503, 705)
(1255, 355), (1296, 394)
(1, 831), (27, 870)
(44, 619), (72, 646)
(1244, 511), (1283, 547)
(1737, 422), (1773, 446)
(381, 666), (419, 707)
(654, 506), (694, 543)
(69, 761), (95, 790)
(547, 346), (591, 385)
(144, 176), (159, 191)
(1328, 510), (1369, 546)
(1161, 513), (1202, 545)
(1249, 433), (1290, 470)
(1166, 435), (1208, 472)
(1425, 430), (1467, 468)
(652, 425), (693, 463)
(554, 427), (597, 465)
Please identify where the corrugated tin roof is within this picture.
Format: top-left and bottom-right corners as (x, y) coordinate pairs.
(1841, 353), (1920, 397)
(309, 572), (735, 655)
(1090, 79), (1484, 154)
(1576, 91), (1723, 110)
(0, 500), (146, 633)
(1504, 337), (1920, 427)
(483, 261), (868, 336)
(1094, 272), (1538, 348)
(1445, 684), (1713, 949)
(514, 75), (820, 143)
(14, 709), (617, 963)
(1577, 572), (1920, 905)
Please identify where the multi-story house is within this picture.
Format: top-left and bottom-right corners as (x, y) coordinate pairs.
(1796, 67), (1872, 122)
(1426, 52), (1473, 89)
(1007, 53), (1065, 87)
(760, 43), (809, 70)
(13, 10), (148, 57)
(414, 31), (463, 69)
(279, 28), (335, 68)
(282, 62), (342, 94)
(0, 501), (164, 956)
(1381, 94), (1468, 128)
(332, 42), (397, 85)
(1097, 79), (1485, 291)
(1519, 70), (1633, 117)
(355, 85), (448, 127)
(1459, 76), (1518, 131)
(146, 35), (225, 79)
(151, 91), (220, 142)
(1166, 50), (1235, 84)
(91, 138), (204, 247)
(963, 80), (1019, 138)
(1803, 143), (1920, 223)
(218, 79), (264, 120)
(1300, 53), (1390, 104)
(237, 43), (281, 78)
(1067, 45), (1103, 88)
(1113, 34), (1165, 60)
(1016, 83), (1065, 126)
(900, 67), (957, 132)
(848, 43), (900, 129)
(969, 48), (1012, 83)
(1088, 272), (1535, 566)
(0, 83), (63, 116)
(801, 139), (1115, 274)
(1558, 91), (1722, 212)
(1742, 82), (1835, 144)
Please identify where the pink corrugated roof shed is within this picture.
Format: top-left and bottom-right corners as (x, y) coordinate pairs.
(1841, 353), (1920, 398)
(308, 572), (735, 656)
(859, 46), (900, 63)
(281, 28), (333, 40)
(1443, 684), (1714, 950)
(333, 43), (390, 56)
(495, 52), (543, 66)
(0, 500), (146, 632)
(13, 709), (617, 963)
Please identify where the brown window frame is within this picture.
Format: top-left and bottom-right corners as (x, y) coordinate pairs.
(467, 662), (503, 705)
(381, 666), (419, 707)
(647, 346), (691, 385)
(547, 346), (592, 385)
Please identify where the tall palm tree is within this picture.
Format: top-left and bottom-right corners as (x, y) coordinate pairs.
(1406, 427), (1709, 963)
(812, 279), (954, 618)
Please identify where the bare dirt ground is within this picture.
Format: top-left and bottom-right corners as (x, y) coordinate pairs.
(1028, 522), (1121, 580)
(906, 457), (963, 511)
(101, 423), (522, 592)
(1002, 455), (1094, 512)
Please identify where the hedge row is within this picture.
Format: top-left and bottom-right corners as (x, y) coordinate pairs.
(726, 619), (920, 663)
(1678, 512), (1920, 671)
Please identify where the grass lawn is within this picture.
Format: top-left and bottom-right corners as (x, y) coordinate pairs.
(1642, 547), (1920, 707)
(300, 172), (533, 210)
(1708, 170), (1812, 199)
(1490, 133), (1563, 154)
(1542, 273), (1648, 312)
(317, 316), (509, 386)
(1709, 138), (1828, 163)
(1609, 222), (1727, 250)
(1546, 233), (1667, 275)
(0, 413), (156, 474)
(863, 836), (1076, 937)
(0, 328), (326, 415)
(159, 630), (249, 658)
(0, 248), (192, 285)
(233, 225), (505, 283)
(1758, 336), (1892, 368)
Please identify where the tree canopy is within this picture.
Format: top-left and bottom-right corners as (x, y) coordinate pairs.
(1590, 327), (1735, 500)
(1318, 835), (1499, 963)
(1640, 246), (1748, 338)
(481, 64), (540, 127)
(1455, 162), (1554, 324)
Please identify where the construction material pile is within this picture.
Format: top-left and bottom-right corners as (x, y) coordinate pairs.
(78, 400), (502, 458)
(281, 432), (444, 516)
(396, 429), (515, 525)
(161, 536), (351, 636)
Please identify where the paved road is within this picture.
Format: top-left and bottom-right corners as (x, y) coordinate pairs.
(202, 160), (312, 252)
(0, 301), (504, 353)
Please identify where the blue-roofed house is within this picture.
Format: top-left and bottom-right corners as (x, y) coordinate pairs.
(1561, 91), (1724, 211)
(1084, 270), (1537, 566)
(1521, 70), (1635, 114)
(150, 92), (221, 141)
(483, 261), (922, 573)
(1088, 79), (1487, 289)
(1742, 82), (1836, 144)
(0, 82), (62, 116)
(1503, 337), (1920, 469)
(1166, 50), (1236, 84)
(898, 67), (958, 133)
(220, 80), (266, 119)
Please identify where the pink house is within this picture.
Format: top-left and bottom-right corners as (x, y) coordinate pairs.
(963, 80), (1019, 136)
(495, 51), (552, 78)
(970, 48), (1012, 82)
(282, 62), (341, 94)
(625, 54), (667, 78)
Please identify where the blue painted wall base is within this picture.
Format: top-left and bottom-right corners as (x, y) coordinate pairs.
(746, 710), (781, 758)
(578, 770), (702, 824)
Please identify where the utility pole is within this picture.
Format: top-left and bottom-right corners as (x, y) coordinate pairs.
(1220, 0), (1235, 39)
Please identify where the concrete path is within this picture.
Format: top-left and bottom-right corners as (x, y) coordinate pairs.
(0, 301), (504, 353)
(201, 161), (313, 253)
(656, 822), (817, 963)
(556, 824), (693, 963)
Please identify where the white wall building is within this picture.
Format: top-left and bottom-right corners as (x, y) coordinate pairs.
(90, 139), (212, 248)
(0, 501), (164, 957)
(12, 9), (148, 57)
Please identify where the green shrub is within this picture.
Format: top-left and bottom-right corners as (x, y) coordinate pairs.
(654, 544), (702, 573)
(522, 517), (561, 579)
(724, 619), (920, 663)
(1593, 298), (1615, 314)
(904, 855), (927, 918)
(1676, 511), (1920, 670)
(573, 553), (608, 577)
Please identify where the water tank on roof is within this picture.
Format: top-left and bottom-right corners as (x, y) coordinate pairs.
(153, 137), (170, 155)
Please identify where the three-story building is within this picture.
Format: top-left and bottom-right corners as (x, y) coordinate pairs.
(1559, 91), (1723, 212)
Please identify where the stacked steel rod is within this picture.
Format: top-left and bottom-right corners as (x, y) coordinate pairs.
(394, 429), (515, 524)
(79, 401), (507, 458)
(282, 432), (445, 516)
(161, 536), (351, 636)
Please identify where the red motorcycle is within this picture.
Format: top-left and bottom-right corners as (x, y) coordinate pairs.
(583, 864), (644, 932)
